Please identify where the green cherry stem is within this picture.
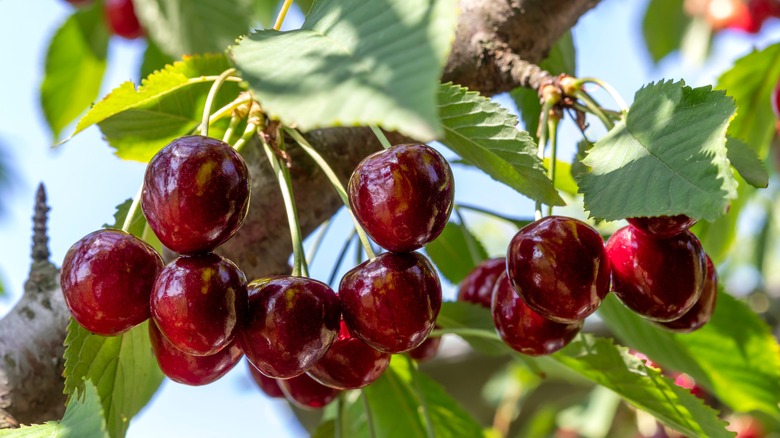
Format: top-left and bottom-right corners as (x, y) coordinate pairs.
(232, 122), (258, 152)
(336, 393), (345, 438)
(222, 113), (242, 144)
(546, 116), (560, 217)
(369, 125), (393, 150)
(575, 90), (614, 131)
(285, 127), (376, 259)
(576, 77), (629, 113)
(200, 68), (237, 137)
(361, 390), (378, 438)
(407, 356), (435, 438)
(273, 0), (294, 30)
(121, 185), (144, 234)
(191, 92), (252, 136)
(535, 100), (553, 221)
(260, 135), (309, 277)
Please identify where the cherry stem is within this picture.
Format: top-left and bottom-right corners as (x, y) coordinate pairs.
(232, 122), (258, 152)
(222, 113), (241, 144)
(369, 125), (392, 150)
(546, 116), (560, 217)
(260, 133), (309, 277)
(454, 207), (481, 266)
(273, 0), (295, 30)
(575, 90), (614, 131)
(336, 393), (345, 438)
(328, 229), (357, 286)
(285, 127), (376, 259)
(576, 77), (629, 113)
(361, 390), (377, 438)
(535, 100), (554, 221)
(305, 218), (332, 266)
(455, 203), (533, 229)
(193, 93), (252, 136)
(407, 356), (435, 438)
(121, 185), (144, 234)
(200, 68), (237, 137)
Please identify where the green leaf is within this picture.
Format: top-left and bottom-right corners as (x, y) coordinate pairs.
(63, 320), (163, 438)
(599, 292), (780, 419)
(133, 0), (255, 58)
(438, 82), (563, 206)
(511, 31), (576, 138)
(437, 301), (507, 356)
(0, 381), (108, 438)
(139, 39), (175, 79)
(641, 0), (690, 63)
(576, 80), (737, 221)
(425, 222), (488, 285)
(552, 336), (733, 438)
(727, 137), (768, 189)
(229, 0), (459, 142)
(544, 158), (578, 195)
(40, 4), (109, 141)
(69, 53), (242, 162)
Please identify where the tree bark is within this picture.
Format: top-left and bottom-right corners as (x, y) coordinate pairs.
(0, 0), (600, 425)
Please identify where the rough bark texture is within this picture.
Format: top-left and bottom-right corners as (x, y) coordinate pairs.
(0, 0), (600, 425)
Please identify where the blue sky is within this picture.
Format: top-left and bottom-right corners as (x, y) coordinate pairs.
(0, 1), (778, 436)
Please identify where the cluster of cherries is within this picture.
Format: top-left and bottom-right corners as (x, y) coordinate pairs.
(61, 136), (453, 409)
(458, 215), (717, 357)
(685, 0), (780, 33)
(65, 0), (143, 40)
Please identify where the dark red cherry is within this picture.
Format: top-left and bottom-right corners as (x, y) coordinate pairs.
(339, 251), (442, 353)
(61, 229), (163, 336)
(506, 216), (610, 323)
(278, 373), (340, 410)
(348, 143), (454, 252)
(307, 321), (390, 390)
(150, 253), (247, 356)
(606, 226), (706, 322)
(247, 360), (284, 398)
(626, 215), (697, 239)
(142, 135), (251, 255)
(149, 322), (242, 386)
(492, 272), (582, 356)
(408, 333), (442, 362)
(105, 0), (143, 39)
(457, 257), (506, 308)
(658, 256), (718, 333)
(239, 276), (340, 379)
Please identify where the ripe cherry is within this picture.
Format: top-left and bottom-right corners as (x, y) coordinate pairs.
(492, 272), (583, 356)
(151, 253), (247, 356)
(408, 332), (442, 362)
(239, 276), (340, 379)
(457, 257), (506, 308)
(339, 252), (442, 353)
(247, 361), (284, 398)
(149, 323), (242, 386)
(626, 215), (697, 239)
(606, 226), (706, 322)
(142, 135), (251, 255)
(348, 143), (454, 252)
(278, 373), (340, 410)
(506, 216), (610, 323)
(61, 229), (163, 336)
(307, 321), (390, 390)
(105, 0), (143, 39)
(658, 256), (718, 333)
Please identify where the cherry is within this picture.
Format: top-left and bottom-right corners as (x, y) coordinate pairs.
(104, 0), (143, 39)
(339, 251), (442, 353)
(673, 373), (706, 399)
(457, 257), (506, 308)
(61, 229), (162, 336)
(348, 143), (454, 252)
(278, 373), (340, 410)
(142, 135), (251, 255)
(247, 361), (284, 398)
(658, 256), (718, 333)
(307, 321), (390, 390)
(149, 322), (242, 386)
(408, 331), (442, 362)
(626, 215), (697, 239)
(492, 272), (583, 356)
(506, 216), (610, 323)
(606, 226), (706, 322)
(150, 253), (247, 356)
(239, 276), (340, 379)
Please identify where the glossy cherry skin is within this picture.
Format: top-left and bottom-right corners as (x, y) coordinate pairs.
(278, 373), (340, 410)
(339, 251), (442, 353)
(506, 216), (610, 323)
(606, 226), (706, 322)
(348, 143), (454, 252)
(408, 334), (442, 362)
(247, 360), (284, 398)
(626, 215), (697, 239)
(307, 321), (390, 390)
(61, 229), (163, 336)
(239, 276), (340, 379)
(149, 322), (242, 386)
(492, 272), (582, 356)
(457, 257), (506, 308)
(150, 253), (247, 356)
(658, 256), (718, 333)
(105, 0), (143, 39)
(142, 135), (250, 255)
